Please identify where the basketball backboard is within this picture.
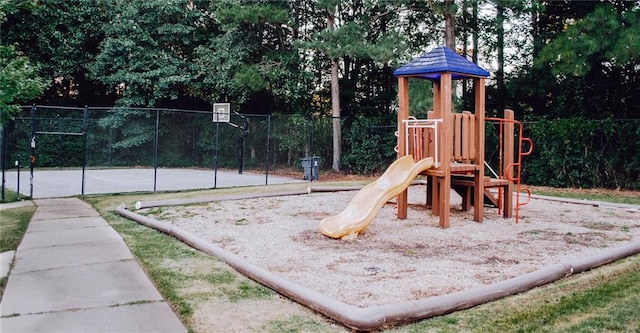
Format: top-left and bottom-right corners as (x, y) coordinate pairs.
(213, 103), (230, 122)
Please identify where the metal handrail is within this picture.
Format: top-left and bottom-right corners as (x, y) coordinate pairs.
(402, 118), (442, 167)
(486, 116), (534, 223)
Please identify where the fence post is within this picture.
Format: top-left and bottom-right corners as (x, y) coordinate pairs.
(153, 109), (159, 192)
(1, 122), (6, 201)
(310, 115), (315, 159)
(16, 159), (20, 198)
(238, 117), (248, 174)
(30, 104), (36, 198)
(214, 115), (219, 189)
(265, 115), (271, 185)
(81, 105), (88, 196)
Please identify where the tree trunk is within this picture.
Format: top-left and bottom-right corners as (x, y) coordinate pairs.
(444, 0), (456, 49)
(328, 7), (341, 171)
(444, 0), (456, 107)
(496, 0), (505, 112)
(462, 0), (469, 99)
(330, 59), (341, 172)
(531, 0), (540, 58)
(473, 0), (478, 63)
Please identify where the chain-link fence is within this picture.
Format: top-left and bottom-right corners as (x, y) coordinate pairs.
(1, 105), (338, 198)
(7, 105), (334, 169)
(2, 105), (639, 199)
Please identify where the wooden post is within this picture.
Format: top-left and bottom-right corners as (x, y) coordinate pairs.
(473, 77), (485, 223)
(503, 109), (515, 218)
(438, 73), (452, 228)
(397, 77), (410, 219)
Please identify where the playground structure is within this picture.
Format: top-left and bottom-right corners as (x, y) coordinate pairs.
(395, 46), (532, 228)
(321, 46), (532, 237)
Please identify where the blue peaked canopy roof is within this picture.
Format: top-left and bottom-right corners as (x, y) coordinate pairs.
(393, 46), (490, 80)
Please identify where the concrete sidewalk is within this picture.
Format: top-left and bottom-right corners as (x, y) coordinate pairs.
(0, 198), (186, 332)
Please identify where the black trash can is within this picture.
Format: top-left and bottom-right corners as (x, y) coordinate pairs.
(300, 156), (320, 181)
(311, 156), (321, 181)
(300, 157), (312, 180)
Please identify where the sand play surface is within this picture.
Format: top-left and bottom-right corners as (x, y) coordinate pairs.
(140, 185), (640, 308)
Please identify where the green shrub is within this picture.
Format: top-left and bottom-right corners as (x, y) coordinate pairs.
(342, 115), (396, 175)
(524, 118), (639, 189)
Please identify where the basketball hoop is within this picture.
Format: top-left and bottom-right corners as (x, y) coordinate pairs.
(212, 103), (230, 123)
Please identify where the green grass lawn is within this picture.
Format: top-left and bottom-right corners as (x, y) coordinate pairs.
(393, 255), (640, 332)
(0, 189), (28, 204)
(0, 204), (36, 301)
(531, 186), (640, 205)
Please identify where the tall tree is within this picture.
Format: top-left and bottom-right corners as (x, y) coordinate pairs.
(0, 46), (48, 124)
(0, 2), (48, 122)
(2, 0), (110, 105)
(443, 0), (456, 49)
(327, 3), (342, 171)
(504, 0), (638, 119)
(534, 2), (639, 119)
(495, 0), (505, 111)
(87, 0), (209, 156)
(459, 0), (530, 115)
(90, 0), (204, 107)
(305, 0), (438, 171)
(194, 1), (312, 114)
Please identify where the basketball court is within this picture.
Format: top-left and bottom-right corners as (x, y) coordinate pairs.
(2, 168), (302, 199)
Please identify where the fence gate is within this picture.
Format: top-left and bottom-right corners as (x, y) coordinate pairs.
(29, 105), (88, 197)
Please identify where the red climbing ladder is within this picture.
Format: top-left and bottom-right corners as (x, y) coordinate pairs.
(487, 110), (533, 222)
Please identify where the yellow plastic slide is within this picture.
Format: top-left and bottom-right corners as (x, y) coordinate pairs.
(319, 155), (434, 239)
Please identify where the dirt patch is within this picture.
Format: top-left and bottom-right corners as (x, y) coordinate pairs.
(139, 185), (639, 330)
(190, 299), (314, 333)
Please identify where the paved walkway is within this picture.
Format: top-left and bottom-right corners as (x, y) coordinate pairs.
(0, 198), (187, 332)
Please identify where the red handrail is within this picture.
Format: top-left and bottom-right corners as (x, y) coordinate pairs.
(486, 116), (533, 223)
